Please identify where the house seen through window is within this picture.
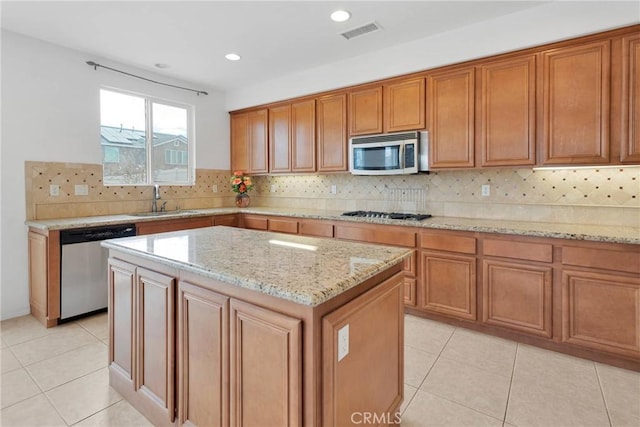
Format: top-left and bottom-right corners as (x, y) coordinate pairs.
(100, 88), (194, 185)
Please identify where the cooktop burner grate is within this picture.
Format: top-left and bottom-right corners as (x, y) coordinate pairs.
(342, 211), (432, 221)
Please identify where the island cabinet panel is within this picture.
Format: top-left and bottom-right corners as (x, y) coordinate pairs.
(427, 66), (475, 168)
(419, 231), (477, 320)
(108, 258), (136, 390)
(482, 260), (553, 338)
(136, 267), (176, 423)
(136, 217), (213, 235)
(316, 93), (348, 172)
(479, 54), (537, 166)
(561, 270), (640, 358)
(177, 282), (229, 427)
(322, 272), (404, 427)
(349, 86), (383, 136)
(541, 40), (611, 165)
(383, 77), (426, 133)
(230, 300), (302, 427)
(621, 33), (640, 162)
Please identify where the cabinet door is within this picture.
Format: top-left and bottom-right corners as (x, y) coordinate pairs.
(621, 33), (640, 163)
(483, 260), (552, 338)
(291, 99), (316, 172)
(404, 277), (417, 307)
(541, 40), (610, 164)
(230, 113), (250, 174)
(421, 251), (477, 320)
(427, 67), (475, 168)
(249, 109), (269, 174)
(177, 281), (229, 427)
(108, 258), (136, 391)
(137, 268), (176, 422)
(562, 270), (639, 358)
(479, 55), (536, 166)
(384, 78), (426, 132)
(317, 93), (348, 172)
(349, 86), (383, 135)
(230, 300), (301, 427)
(269, 105), (292, 173)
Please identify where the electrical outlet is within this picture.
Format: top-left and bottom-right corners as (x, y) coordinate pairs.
(338, 324), (349, 361)
(49, 184), (60, 197)
(74, 184), (89, 196)
(212, 184), (218, 193)
(330, 185), (337, 195)
(481, 184), (490, 197)
(270, 185), (277, 193)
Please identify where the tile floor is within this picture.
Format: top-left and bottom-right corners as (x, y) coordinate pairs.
(1, 313), (638, 426)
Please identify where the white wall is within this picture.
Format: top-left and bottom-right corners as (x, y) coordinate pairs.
(226, 1), (640, 110)
(0, 30), (228, 320)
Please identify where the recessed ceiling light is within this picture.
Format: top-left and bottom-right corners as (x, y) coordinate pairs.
(154, 63), (170, 69)
(330, 10), (351, 22)
(225, 53), (241, 61)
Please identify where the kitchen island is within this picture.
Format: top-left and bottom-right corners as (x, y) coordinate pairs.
(102, 226), (412, 427)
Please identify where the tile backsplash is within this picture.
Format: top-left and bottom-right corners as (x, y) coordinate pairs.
(25, 161), (235, 220)
(25, 161), (639, 227)
(251, 167), (639, 227)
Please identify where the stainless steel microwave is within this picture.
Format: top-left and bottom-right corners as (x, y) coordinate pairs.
(349, 131), (429, 175)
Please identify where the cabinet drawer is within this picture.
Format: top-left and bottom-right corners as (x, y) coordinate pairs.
(137, 217), (213, 235)
(269, 218), (299, 234)
(300, 220), (334, 238)
(484, 239), (552, 263)
(562, 246), (640, 275)
(213, 214), (239, 227)
(420, 232), (476, 254)
(243, 216), (268, 230)
(335, 224), (416, 247)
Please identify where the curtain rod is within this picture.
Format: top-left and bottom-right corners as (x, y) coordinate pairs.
(86, 61), (208, 96)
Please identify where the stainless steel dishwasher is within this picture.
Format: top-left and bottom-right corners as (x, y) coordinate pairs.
(60, 224), (136, 321)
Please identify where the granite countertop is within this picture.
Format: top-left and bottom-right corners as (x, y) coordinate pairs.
(101, 226), (411, 307)
(26, 206), (639, 245)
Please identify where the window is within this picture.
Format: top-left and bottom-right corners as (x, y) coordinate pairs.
(99, 88), (194, 185)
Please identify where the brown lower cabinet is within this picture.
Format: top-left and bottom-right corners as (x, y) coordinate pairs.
(240, 214), (639, 370)
(108, 249), (405, 426)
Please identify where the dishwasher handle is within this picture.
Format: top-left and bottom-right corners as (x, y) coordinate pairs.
(60, 224), (136, 244)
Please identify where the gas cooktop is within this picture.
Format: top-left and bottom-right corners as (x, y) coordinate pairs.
(342, 211), (432, 221)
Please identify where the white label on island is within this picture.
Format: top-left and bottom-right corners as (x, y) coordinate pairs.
(338, 324), (349, 361)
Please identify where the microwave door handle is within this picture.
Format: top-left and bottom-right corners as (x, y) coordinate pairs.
(398, 144), (405, 169)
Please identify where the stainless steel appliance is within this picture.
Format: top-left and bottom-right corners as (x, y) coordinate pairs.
(60, 224), (136, 321)
(349, 131), (429, 175)
(342, 211), (432, 221)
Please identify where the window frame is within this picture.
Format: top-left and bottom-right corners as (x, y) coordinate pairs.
(100, 86), (196, 186)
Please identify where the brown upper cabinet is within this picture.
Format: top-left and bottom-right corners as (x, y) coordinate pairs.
(269, 100), (316, 173)
(427, 66), (476, 168)
(541, 40), (611, 165)
(478, 54), (537, 167)
(316, 93), (348, 172)
(230, 109), (268, 174)
(349, 78), (426, 136)
(621, 33), (640, 163)
(349, 86), (383, 135)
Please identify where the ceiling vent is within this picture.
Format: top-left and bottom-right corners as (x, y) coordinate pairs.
(340, 22), (381, 40)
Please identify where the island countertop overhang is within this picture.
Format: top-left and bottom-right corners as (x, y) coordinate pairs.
(101, 226), (412, 307)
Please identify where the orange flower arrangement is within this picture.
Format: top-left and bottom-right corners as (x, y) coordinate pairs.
(230, 171), (253, 194)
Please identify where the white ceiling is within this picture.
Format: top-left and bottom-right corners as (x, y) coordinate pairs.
(1, 1), (551, 91)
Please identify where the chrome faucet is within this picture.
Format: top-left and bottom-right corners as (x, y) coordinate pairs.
(152, 184), (161, 212)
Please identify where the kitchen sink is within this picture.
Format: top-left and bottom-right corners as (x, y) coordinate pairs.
(129, 210), (197, 217)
